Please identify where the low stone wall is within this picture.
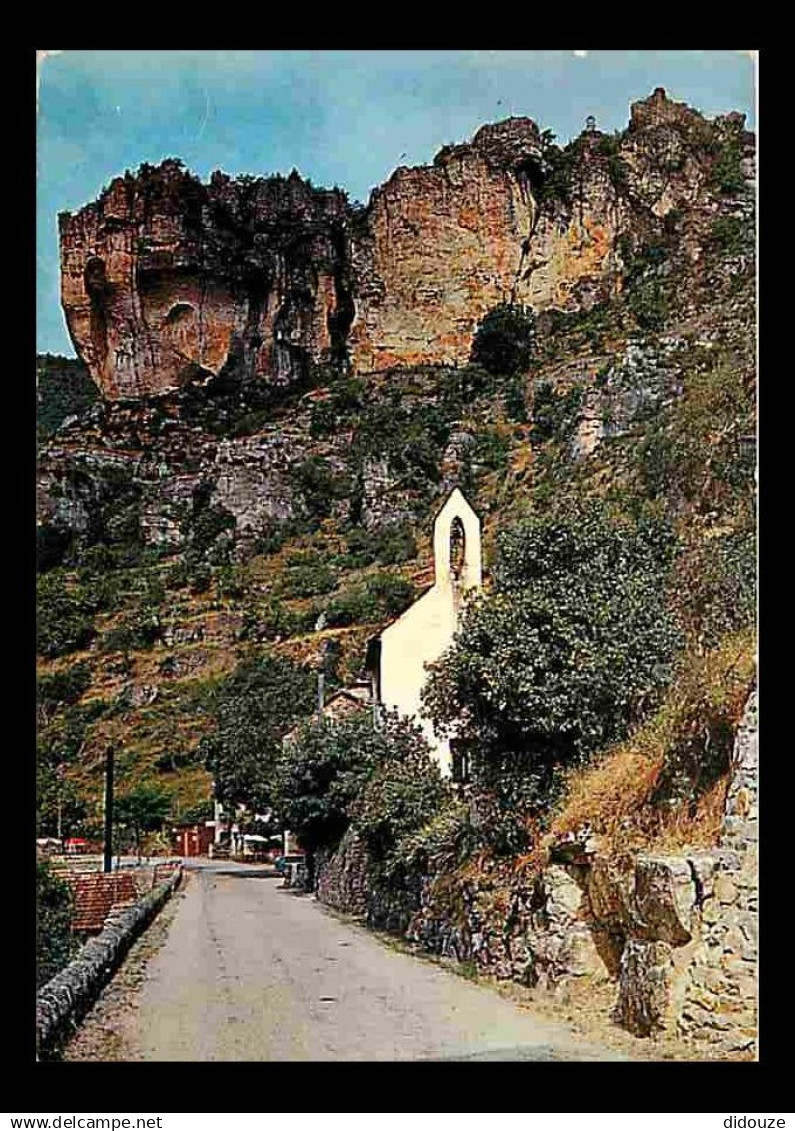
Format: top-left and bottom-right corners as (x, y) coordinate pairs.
(37, 867), (182, 1057)
(315, 831), (370, 916)
(676, 689), (758, 1053)
(315, 831), (419, 933)
(315, 690), (758, 1056)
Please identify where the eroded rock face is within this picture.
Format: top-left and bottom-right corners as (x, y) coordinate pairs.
(59, 91), (751, 400)
(60, 164), (353, 399)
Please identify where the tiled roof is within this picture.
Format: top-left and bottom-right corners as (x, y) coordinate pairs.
(66, 872), (139, 933)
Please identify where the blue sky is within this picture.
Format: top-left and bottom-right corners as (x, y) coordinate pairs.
(37, 49), (756, 356)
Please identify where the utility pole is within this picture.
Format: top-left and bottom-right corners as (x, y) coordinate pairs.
(317, 661), (325, 722)
(56, 762), (65, 845)
(315, 614), (328, 723)
(103, 745), (114, 874)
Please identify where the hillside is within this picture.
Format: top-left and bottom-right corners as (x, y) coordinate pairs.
(37, 85), (755, 866)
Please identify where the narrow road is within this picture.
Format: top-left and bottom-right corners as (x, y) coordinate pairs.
(124, 860), (628, 1061)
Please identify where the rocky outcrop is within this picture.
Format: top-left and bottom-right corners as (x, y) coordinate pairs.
(36, 389), (325, 554)
(59, 90), (754, 400)
(60, 164), (352, 399)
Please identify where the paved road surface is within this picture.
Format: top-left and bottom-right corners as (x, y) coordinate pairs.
(128, 859), (628, 1061)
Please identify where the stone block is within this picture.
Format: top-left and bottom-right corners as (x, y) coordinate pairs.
(586, 855), (634, 929)
(542, 865), (584, 917)
(713, 875), (738, 905)
(615, 938), (674, 1035)
(634, 855), (696, 945)
(701, 897), (723, 925)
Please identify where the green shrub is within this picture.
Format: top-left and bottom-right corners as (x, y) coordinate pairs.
(166, 560), (191, 590)
(341, 523), (417, 568)
(627, 278), (670, 330)
(291, 456), (351, 522)
(325, 572), (415, 627)
(36, 860), (75, 988)
(308, 378), (365, 438)
(351, 730), (451, 868)
(37, 699), (106, 771)
(470, 303), (536, 377)
(396, 798), (473, 875)
(595, 131), (630, 192)
(533, 140), (579, 209)
(252, 519), (303, 557)
(354, 396), (449, 492)
(37, 574), (97, 659)
(531, 381), (583, 444)
(216, 565), (247, 601)
(275, 711), (444, 863)
(241, 599), (310, 643)
(709, 214), (748, 255)
(189, 564), (212, 594)
(37, 661), (92, 714)
(503, 378), (528, 422)
(635, 362), (754, 516)
(711, 127), (747, 196)
(181, 483), (236, 556)
(439, 364), (496, 411)
(277, 551), (338, 599)
(470, 428), (510, 473)
(100, 607), (161, 653)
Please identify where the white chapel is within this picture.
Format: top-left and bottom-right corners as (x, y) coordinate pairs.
(368, 487), (482, 777)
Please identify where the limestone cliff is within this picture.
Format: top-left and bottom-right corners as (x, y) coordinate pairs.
(60, 164), (353, 399)
(59, 89), (755, 400)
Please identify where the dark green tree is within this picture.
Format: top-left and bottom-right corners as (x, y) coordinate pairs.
(274, 713), (381, 855)
(200, 652), (315, 813)
(36, 573), (97, 659)
(470, 303), (536, 376)
(274, 711), (446, 867)
(423, 506), (679, 843)
(351, 729), (450, 867)
(115, 783), (172, 860)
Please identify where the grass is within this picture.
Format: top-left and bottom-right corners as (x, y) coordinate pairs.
(543, 628), (756, 870)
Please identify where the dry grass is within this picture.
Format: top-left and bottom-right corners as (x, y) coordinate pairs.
(544, 628), (756, 869)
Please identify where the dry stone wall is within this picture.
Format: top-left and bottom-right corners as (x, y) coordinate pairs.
(315, 689), (758, 1056)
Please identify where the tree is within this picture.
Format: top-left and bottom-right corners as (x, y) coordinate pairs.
(423, 506), (679, 840)
(351, 728), (450, 868)
(36, 573), (97, 658)
(115, 783), (172, 860)
(201, 652), (315, 813)
(274, 712), (383, 855)
(274, 710), (447, 869)
(470, 303), (536, 377)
